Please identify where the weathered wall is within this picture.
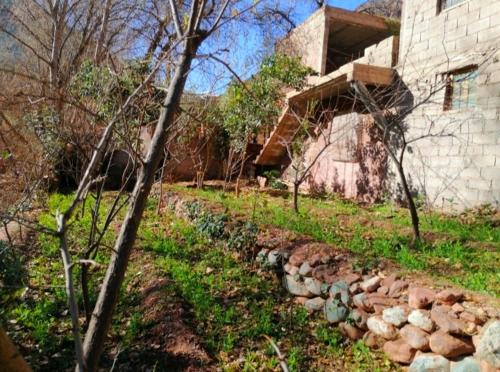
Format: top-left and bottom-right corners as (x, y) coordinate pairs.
(396, 0), (500, 210)
(277, 8), (328, 75)
(283, 113), (387, 203)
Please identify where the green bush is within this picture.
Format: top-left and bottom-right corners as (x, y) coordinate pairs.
(227, 221), (258, 252)
(195, 212), (227, 240)
(262, 170), (288, 190)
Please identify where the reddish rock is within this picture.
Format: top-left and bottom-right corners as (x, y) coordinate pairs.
(381, 273), (398, 288)
(431, 306), (468, 335)
(284, 263), (299, 276)
(343, 272), (361, 286)
(308, 253), (322, 267)
(289, 252), (308, 267)
(339, 322), (365, 341)
(460, 311), (481, 325)
(429, 332), (475, 358)
(409, 287), (436, 309)
(383, 339), (416, 364)
(363, 331), (385, 349)
(388, 280), (409, 298)
(312, 265), (337, 284)
(400, 324), (430, 351)
(435, 288), (464, 305)
(349, 282), (361, 294)
(377, 286), (389, 295)
(366, 293), (397, 308)
(451, 303), (465, 314)
(360, 276), (382, 292)
(294, 297), (308, 305)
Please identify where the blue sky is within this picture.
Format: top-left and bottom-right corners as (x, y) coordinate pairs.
(187, 0), (367, 95)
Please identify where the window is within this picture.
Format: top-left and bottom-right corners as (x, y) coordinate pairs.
(438, 0), (466, 12)
(443, 66), (478, 111)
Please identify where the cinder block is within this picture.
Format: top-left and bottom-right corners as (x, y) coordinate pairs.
(481, 167), (500, 179)
(467, 17), (491, 36)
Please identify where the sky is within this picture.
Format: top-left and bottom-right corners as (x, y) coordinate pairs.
(186, 0), (367, 95)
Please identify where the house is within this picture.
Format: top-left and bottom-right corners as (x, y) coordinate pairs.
(255, 0), (500, 210)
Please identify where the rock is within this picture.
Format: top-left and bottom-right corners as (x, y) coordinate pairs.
(321, 255), (333, 264)
(289, 254), (306, 267)
(409, 353), (450, 372)
(451, 303), (465, 314)
(349, 282), (361, 294)
(383, 306), (408, 327)
(462, 303), (488, 325)
(381, 273), (398, 288)
(298, 262), (312, 276)
(304, 297), (326, 312)
(367, 316), (398, 340)
(351, 308), (369, 330)
(366, 293), (396, 308)
(353, 293), (372, 312)
(343, 273), (362, 286)
(409, 287), (436, 309)
(339, 322), (365, 341)
(268, 250), (283, 267)
(429, 332), (475, 358)
(284, 263), (299, 276)
(294, 297), (308, 305)
(324, 298), (348, 324)
(330, 281), (350, 306)
(479, 360), (498, 372)
(401, 324), (430, 351)
(257, 176), (267, 189)
(256, 249), (269, 263)
(388, 280), (409, 298)
(312, 265), (337, 284)
(363, 331), (385, 349)
(377, 286), (389, 295)
(304, 277), (323, 296)
(284, 275), (312, 297)
(450, 356), (481, 372)
(436, 289), (464, 305)
(475, 320), (500, 368)
(383, 339), (416, 364)
(431, 306), (468, 335)
(409, 309), (435, 333)
(308, 253), (322, 267)
(460, 311), (482, 325)
(360, 276), (381, 293)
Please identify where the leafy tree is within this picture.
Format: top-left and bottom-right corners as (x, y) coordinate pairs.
(220, 53), (313, 195)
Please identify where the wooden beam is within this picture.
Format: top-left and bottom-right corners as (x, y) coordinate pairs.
(351, 63), (394, 86)
(325, 6), (390, 31)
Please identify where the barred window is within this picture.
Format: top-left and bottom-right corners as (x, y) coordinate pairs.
(443, 67), (478, 111)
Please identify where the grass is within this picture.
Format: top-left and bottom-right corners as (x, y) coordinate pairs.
(171, 185), (500, 297)
(4, 184), (498, 370)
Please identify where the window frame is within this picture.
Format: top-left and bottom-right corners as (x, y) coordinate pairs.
(443, 65), (478, 112)
(437, 0), (467, 14)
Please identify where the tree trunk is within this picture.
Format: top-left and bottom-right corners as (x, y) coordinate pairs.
(293, 182), (299, 213)
(80, 36), (202, 372)
(235, 149), (246, 197)
(395, 164), (420, 242)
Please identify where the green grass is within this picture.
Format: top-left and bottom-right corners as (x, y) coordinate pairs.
(172, 185), (499, 296)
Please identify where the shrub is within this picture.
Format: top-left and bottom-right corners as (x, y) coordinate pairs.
(195, 212), (227, 241)
(262, 170), (288, 190)
(227, 221), (258, 252)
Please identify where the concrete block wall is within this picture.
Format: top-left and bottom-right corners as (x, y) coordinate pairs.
(395, 0), (500, 210)
(277, 8), (328, 75)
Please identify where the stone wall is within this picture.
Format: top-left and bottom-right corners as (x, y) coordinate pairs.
(395, 0), (500, 210)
